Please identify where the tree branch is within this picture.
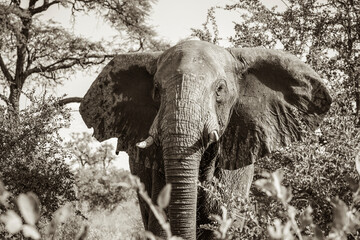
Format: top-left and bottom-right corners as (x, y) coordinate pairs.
(0, 93), (11, 106)
(30, 0), (61, 15)
(24, 54), (114, 77)
(25, 46), (33, 71)
(0, 54), (14, 83)
(57, 97), (82, 106)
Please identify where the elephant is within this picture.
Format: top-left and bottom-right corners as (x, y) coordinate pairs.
(79, 40), (332, 239)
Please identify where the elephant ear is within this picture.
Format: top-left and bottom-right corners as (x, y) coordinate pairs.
(79, 52), (161, 150)
(219, 48), (332, 170)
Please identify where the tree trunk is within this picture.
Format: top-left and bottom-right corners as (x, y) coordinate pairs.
(9, 85), (21, 113)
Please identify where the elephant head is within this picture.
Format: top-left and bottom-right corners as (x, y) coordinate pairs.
(80, 40), (331, 239)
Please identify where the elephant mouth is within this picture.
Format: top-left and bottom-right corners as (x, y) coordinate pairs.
(204, 141), (220, 160)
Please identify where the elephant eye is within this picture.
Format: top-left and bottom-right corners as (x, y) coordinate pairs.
(215, 81), (227, 103)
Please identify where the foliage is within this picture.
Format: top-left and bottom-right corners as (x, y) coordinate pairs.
(67, 0), (169, 51)
(255, 101), (359, 232)
(0, 0), (168, 112)
(190, 7), (221, 45)
(0, 94), (76, 221)
(1, 175), (146, 240)
(198, 149), (359, 240)
(66, 132), (117, 171)
(208, 206), (233, 240)
(0, 178), (88, 240)
(251, 162), (360, 240)
(41, 200), (144, 240)
(0, 186), (42, 239)
(192, 0), (360, 123)
(67, 131), (137, 210)
(75, 168), (136, 211)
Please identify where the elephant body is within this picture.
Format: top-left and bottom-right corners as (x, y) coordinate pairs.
(126, 143), (254, 238)
(80, 40), (332, 239)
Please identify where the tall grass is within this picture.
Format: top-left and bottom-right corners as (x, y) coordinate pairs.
(48, 200), (143, 240)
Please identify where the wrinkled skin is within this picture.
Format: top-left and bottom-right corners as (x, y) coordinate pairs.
(80, 40), (332, 239)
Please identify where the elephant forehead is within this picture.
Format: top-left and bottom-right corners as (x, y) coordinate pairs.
(162, 73), (208, 100)
(156, 40), (233, 78)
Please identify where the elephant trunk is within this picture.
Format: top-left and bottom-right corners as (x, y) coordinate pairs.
(163, 147), (201, 239)
(161, 97), (204, 240)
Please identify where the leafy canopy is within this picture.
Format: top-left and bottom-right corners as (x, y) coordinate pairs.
(0, 0), (167, 111)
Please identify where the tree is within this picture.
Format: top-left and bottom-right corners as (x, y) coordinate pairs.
(66, 132), (117, 173)
(66, 132), (135, 210)
(192, 0), (360, 124)
(0, 0), (167, 113)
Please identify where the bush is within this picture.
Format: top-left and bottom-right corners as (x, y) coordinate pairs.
(254, 90), (360, 235)
(0, 96), (76, 220)
(75, 167), (137, 210)
(66, 132), (137, 210)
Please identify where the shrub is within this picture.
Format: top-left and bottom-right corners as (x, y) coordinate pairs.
(0, 179), (85, 240)
(75, 168), (137, 210)
(66, 131), (137, 210)
(0, 95), (76, 220)
(254, 92), (360, 235)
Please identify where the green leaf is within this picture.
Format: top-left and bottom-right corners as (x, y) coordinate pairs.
(0, 189), (10, 207)
(22, 224), (41, 240)
(0, 210), (22, 234)
(0, 180), (10, 207)
(267, 219), (283, 239)
(157, 184), (171, 209)
(45, 219), (57, 236)
(331, 197), (349, 230)
(254, 179), (276, 197)
(17, 192), (41, 225)
(54, 203), (72, 223)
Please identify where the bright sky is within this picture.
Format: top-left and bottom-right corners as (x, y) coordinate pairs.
(39, 0), (287, 170)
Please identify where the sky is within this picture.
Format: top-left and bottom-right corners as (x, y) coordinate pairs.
(37, 0), (287, 170)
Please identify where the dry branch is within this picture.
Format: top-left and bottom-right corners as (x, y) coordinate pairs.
(57, 97), (82, 106)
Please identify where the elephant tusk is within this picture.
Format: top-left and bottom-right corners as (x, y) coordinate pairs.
(136, 136), (154, 149)
(209, 130), (219, 143)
